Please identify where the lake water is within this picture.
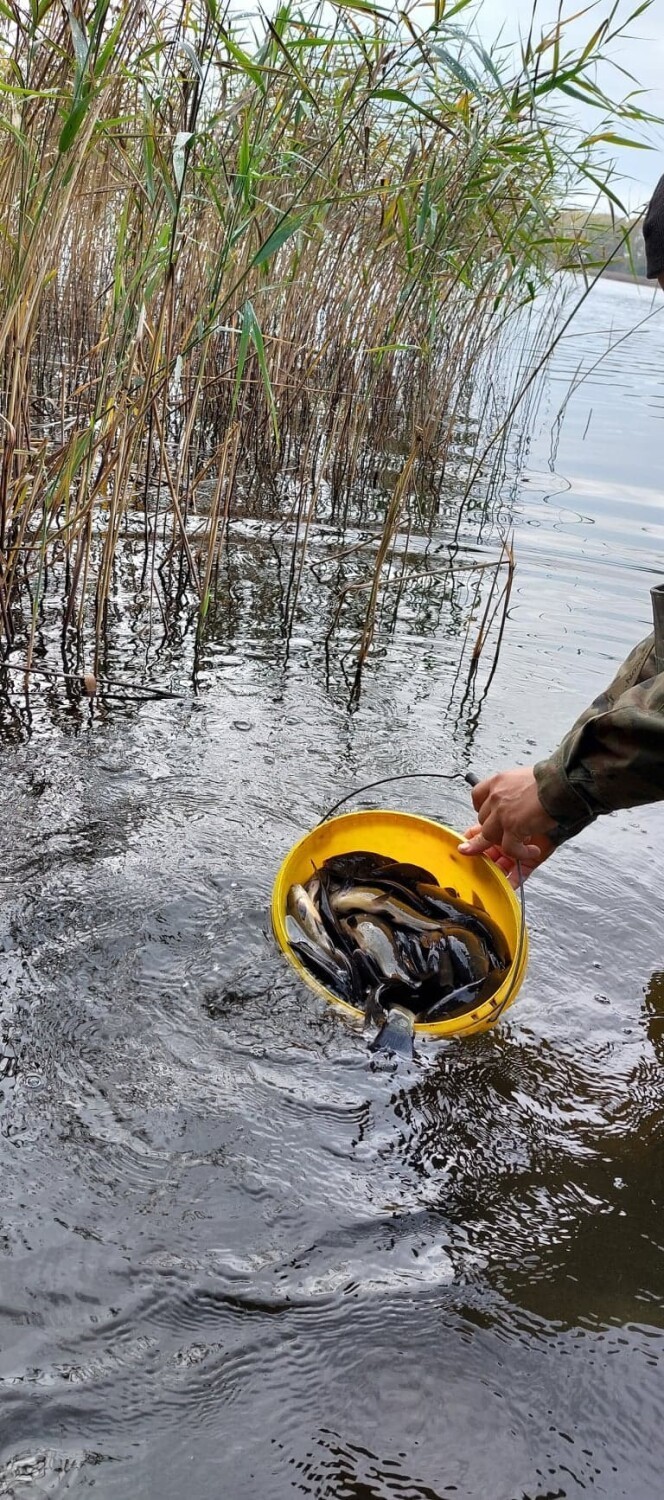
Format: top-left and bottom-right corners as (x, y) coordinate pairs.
(1, 276), (663, 1499)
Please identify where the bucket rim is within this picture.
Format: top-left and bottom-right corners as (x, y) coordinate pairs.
(271, 807), (528, 1038)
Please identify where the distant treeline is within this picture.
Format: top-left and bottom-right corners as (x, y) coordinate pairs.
(561, 211), (648, 281)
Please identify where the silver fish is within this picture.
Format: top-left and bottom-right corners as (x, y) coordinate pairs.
(287, 882), (335, 956)
(285, 915), (355, 1002)
(332, 887), (443, 935)
(341, 915), (415, 987)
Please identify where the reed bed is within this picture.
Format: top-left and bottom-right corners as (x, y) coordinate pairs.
(0, 0), (657, 696)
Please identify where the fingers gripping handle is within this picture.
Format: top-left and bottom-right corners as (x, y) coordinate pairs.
(464, 767), (525, 1015)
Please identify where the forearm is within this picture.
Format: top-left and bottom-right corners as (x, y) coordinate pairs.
(534, 632), (664, 841)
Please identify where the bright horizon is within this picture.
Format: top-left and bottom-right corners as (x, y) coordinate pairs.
(234, 2), (664, 212)
(429, 0), (664, 210)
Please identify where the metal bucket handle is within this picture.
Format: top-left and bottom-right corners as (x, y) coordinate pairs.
(319, 767), (480, 825)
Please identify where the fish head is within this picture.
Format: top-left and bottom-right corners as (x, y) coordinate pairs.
(287, 883), (309, 920)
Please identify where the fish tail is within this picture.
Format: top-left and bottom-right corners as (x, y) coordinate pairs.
(369, 1006), (415, 1059)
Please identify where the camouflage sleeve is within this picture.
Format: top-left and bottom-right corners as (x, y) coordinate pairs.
(533, 633), (663, 844)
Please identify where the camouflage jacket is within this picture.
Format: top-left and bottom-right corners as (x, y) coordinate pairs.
(534, 633), (664, 844)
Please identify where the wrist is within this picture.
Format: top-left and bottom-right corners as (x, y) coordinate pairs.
(533, 755), (597, 840)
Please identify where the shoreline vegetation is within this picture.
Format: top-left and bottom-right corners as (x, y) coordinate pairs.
(562, 207), (652, 284)
(0, 0), (660, 707)
(601, 268), (651, 286)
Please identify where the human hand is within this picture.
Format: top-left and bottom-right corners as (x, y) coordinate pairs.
(458, 826), (555, 888)
(458, 767), (557, 875)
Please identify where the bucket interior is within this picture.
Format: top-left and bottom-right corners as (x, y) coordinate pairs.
(271, 809), (528, 1039)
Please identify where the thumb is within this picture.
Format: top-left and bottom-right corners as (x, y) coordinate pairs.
(458, 827), (492, 855)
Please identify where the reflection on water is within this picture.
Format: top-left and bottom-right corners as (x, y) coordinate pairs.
(1, 277), (664, 1498)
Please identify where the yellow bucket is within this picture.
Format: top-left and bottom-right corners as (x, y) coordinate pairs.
(271, 808), (528, 1039)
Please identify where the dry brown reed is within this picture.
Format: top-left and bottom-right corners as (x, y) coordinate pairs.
(0, 0), (657, 688)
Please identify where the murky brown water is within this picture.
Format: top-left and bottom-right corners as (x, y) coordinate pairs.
(1, 277), (663, 1498)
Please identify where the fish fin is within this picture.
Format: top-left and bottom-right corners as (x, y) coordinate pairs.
(369, 1006), (416, 1060)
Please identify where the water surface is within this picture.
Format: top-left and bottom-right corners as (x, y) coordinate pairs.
(1, 277), (663, 1499)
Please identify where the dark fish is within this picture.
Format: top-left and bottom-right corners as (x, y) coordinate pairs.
(351, 944), (384, 993)
(415, 883), (510, 966)
(321, 851), (396, 884)
(370, 860), (438, 890)
(285, 910), (332, 963)
(345, 876), (435, 916)
(393, 927), (429, 981)
(322, 856), (438, 916)
(317, 871), (353, 954)
(422, 969), (506, 1022)
(422, 933), (456, 991)
(421, 978), (485, 1021)
(316, 874), (384, 1008)
(445, 927), (491, 987)
(369, 1002), (416, 1059)
(391, 929), (454, 1002)
(287, 930), (355, 1004)
(343, 861), (440, 912)
(364, 987), (388, 1028)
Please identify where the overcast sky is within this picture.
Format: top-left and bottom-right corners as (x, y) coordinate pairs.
(462, 0), (664, 207)
(238, 3), (663, 209)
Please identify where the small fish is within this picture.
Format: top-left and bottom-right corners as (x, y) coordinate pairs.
(321, 851), (396, 885)
(422, 934), (456, 991)
(303, 873), (321, 902)
(289, 942), (352, 1001)
(422, 969), (506, 1022)
(369, 1003), (416, 1059)
(338, 878), (433, 917)
(338, 862), (439, 914)
(289, 909), (381, 1011)
(317, 871), (351, 949)
(351, 944), (384, 992)
(415, 884), (510, 966)
(393, 927), (429, 981)
(317, 876), (383, 1010)
(287, 883), (336, 957)
(421, 979), (485, 1022)
(341, 915), (416, 988)
(286, 900), (358, 984)
(364, 987), (388, 1029)
(371, 860), (437, 890)
(445, 926), (491, 986)
(332, 886), (446, 936)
